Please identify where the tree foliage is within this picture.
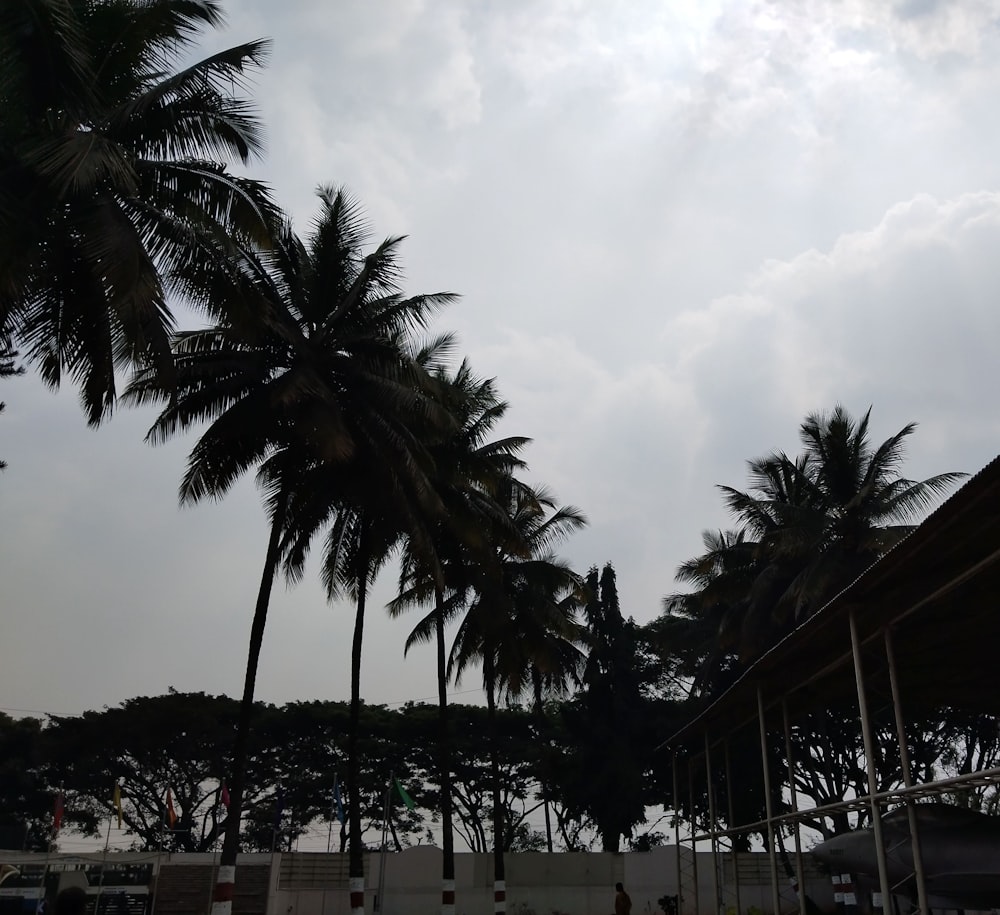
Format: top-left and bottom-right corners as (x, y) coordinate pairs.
(656, 406), (969, 840)
(0, 0), (276, 423)
(555, 564), (652, 852)
(662, 406), (965, 694)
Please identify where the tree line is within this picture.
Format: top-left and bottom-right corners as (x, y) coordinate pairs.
(0, 2), (985, 913)
(1, 595), (679, 857)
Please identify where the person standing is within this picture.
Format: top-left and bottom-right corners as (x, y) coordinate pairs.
(614, 881), (632, 915)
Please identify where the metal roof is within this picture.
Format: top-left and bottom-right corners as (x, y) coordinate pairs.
(662, 453), (1000, 750)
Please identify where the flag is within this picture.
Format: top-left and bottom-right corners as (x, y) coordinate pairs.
(165, 789), (177, 829)
(220, 783), (230, 809)
(52, 793), (64, 835)
(333, 782), (345, 825)
(395, 779), (416, 811)
(113, 782), (123, 829)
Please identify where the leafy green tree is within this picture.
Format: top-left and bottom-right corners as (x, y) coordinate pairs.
(0, 0), (276, 423)
(238, 701), (425, 854)
(41, 692), (299, 852)
(557, 564), (650, 852)
(401, 702), (545, 854)
(13, 695), (430, 853)
(0, 713), (56, 850)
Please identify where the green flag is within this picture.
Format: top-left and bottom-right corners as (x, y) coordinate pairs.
(395, 778), (416, 811)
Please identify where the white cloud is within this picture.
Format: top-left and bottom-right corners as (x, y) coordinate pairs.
(666, 191), (1000, 476)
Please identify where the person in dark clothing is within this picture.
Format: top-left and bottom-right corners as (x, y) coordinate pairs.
(614, 881), (632, 915)
(54, 887), (88, 915)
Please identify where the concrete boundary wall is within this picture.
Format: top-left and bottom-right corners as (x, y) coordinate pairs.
(0, 850), (834, 915)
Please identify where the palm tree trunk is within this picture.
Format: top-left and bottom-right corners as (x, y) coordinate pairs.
(211, 489), (288, 915)
(348, 538), (371, 915)
(485, 651), (506, 914)
(531, 669), (554, 853)
(435, 586), (456, 915)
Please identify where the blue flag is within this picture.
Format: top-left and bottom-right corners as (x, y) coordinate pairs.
(334, 782), (345, 825)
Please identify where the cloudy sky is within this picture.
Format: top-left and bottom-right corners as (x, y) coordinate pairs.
(3, 0), (1000, 724)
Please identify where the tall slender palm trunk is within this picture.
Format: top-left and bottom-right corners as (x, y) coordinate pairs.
(348, 542), (371, 915)
(531, 670), (554, 853)
(434, 587), (456, 915)
(485, 652), (506, 914)
(211, 491), (288, 915)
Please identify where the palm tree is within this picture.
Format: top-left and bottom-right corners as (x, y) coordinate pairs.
(279, 406), (452, 900)
(0, 342), (24, 471)
(668, 405), (965, 676)
(1, 0), (276, 423)
(389, 361), (529, 908)
(125, 187), (456, 912)
(446, 479), (586, 908)
(508, 581), (587, 853)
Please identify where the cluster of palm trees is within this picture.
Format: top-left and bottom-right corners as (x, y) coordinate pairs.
(661, 406), (964, 698)
(1, 2), (590, 912)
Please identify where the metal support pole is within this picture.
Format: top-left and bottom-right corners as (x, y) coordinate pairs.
(376, 774), (392, 912)
(781, 700), (807, 915)
(724, 740), (742, 915)
(705, 734), (721, 915)
(674, 753), (684, 915)
(884, 627), (929, 915)
(689, 763), (700, 915)
(849, 609), (893, 911)
(757, 687), (782, 915)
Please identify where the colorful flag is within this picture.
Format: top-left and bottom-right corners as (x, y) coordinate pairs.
(113, 782), (123, 829)
(52, 792), (64, 835)
(220, 783), (230, 808)
(166, 789), (177, 829)
(395, 779), (416, 811)
(333, 782), (345, 825)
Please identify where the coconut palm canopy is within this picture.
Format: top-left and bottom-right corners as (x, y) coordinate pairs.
(0, 0), (275, 423)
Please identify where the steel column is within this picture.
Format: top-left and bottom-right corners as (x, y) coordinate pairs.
(689, 763), (700, 915)
(781, 700), (807, 915)
(884, 627), (929, 915)
(724, 740), (742, 915)
(848, 608), (892, 910)
(757, 686), (782, 915)
(674, 753), (684, 915)
(705, 733), (721, 915)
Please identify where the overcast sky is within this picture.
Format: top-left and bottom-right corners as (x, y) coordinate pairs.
(3, 0), (1000, 724)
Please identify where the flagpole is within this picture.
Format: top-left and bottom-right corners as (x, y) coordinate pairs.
(375, 773), (392, 914)
(37, 844), (51, 914)
(38, 789), (62, 913)
(95, 810), (113, 915)
(326, 774), (338, 855)
(147, 844), (163, 915)
(148, 831), (163, 915)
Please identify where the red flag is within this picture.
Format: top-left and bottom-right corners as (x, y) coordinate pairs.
(220, 783), (230, 808)
(52, 793), (64, 835)
(166, 789), (177, 829)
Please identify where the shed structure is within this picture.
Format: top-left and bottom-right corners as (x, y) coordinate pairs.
(659, 454), (1000, 915)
